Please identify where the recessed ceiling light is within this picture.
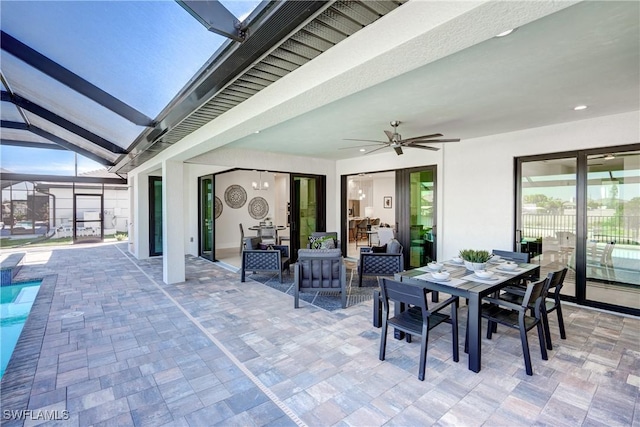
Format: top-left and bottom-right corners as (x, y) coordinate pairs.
(359, 148), (366, 152)
(495, 28), (516, 37)
(574, 105), (588, 111)
(254, 130), (260, 134)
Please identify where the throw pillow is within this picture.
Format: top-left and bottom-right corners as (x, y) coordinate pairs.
(386, 239), (402, 254)
(309, 235), (336, 249)
(371, 244), (387, 253)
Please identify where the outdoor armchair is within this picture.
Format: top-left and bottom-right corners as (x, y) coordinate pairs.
(358, 238), (404, 287)
(294, 248), (346, 309)
(241, 237), (290, 283)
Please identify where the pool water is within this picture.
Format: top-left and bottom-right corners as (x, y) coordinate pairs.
(1, 280), (41, 377)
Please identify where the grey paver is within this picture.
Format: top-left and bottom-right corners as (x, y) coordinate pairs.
(0, 243), (638, 427)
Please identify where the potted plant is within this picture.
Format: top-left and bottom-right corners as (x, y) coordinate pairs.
(459, 249), (492, 271)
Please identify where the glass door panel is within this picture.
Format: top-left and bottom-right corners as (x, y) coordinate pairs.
(519, 158), (577, 298)
(199, 175), (214, 261)
(290, 174), (325, 262)
(149, 177), (162, 256)
(585, 151), (640, 309)
(73, 193), (103, 243)
(408, 169), (435, 268)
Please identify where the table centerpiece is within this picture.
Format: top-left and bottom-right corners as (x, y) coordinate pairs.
(459, 249), (492, 272)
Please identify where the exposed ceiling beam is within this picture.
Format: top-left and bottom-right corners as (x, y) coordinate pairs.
(0, 172), (126, 185)
(1, 91), (126, 154)
(0, 31), (154, 127)
(0, 139), (66, 150)
(176, 0), (246, 42)
(1, 120), (113, 166)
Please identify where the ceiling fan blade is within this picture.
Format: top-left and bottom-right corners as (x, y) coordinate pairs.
(339, 143), (385, 150)
(393, 145), (403, 155)
(384, 130), (395, 142)
(364, 145), (389, 155)
(410, 139), (460, 144)
(343, 138), (388, 143)
(401, 133), (443, 143)
(408, 144), (440, 151)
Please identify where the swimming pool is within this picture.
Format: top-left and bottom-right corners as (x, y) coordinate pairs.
(1, 280), (42, 377)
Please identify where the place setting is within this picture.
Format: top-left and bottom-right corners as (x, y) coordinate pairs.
(415, 262), (466, 286)
(445, 256), (465, 267)
(462, 268), (506, 284)
(492, 261), (527, 274)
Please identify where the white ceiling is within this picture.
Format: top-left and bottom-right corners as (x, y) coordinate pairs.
(210, 1), (639, 161)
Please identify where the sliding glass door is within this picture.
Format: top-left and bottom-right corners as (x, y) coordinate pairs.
(149, 177), (162, 256)
(585, 150), (639, 309)
(199, 175), (214, 261)
(396, 166), (437, 269)
(518, 157), (577, 300)
(290, 174), (325, 262)
(517, 146), (639, 315)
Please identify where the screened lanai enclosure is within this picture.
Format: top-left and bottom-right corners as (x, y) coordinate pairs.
(1, 0), (399, 245)
(0, 0), (273, 244)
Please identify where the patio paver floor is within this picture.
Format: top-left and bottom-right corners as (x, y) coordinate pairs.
(1, 242), (638, 426)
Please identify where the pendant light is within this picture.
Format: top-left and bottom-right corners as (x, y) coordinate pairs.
(252, 171), (269, 190)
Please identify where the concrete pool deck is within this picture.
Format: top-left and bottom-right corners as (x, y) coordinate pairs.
(0, 242), (638, 426)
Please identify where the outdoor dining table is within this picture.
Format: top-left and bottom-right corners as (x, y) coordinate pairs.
(395, 260), (539, 373)
(248, 225), (286, 237)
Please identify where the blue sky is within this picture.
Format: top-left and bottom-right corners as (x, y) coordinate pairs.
(0, 0), (261, 176)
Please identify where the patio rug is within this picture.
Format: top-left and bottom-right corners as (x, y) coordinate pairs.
(244, 271), (380, 311)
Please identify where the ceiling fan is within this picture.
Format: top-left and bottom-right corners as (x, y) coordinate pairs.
(342, 120), (460, 155)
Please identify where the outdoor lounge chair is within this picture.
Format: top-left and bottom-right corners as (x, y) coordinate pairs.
(294, 248), (346, 309)
(358, 238), (404, 287)
(241, 237), (290, 283)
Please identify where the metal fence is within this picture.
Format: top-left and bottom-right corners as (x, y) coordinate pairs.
(522, 214), (639, 245)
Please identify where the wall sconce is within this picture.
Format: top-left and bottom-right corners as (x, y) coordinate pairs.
(252, 171), (269, 190)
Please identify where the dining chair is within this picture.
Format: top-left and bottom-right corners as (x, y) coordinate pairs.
(355, 220), (368, 247)
(239, 223), (257, 254)
(467, 277), (549, 376)
(500, 268), (568, 350)
(491, 249), (530, 263)
(378, 277), (459, 381)
(260, 226), (277, 245)
(492, 249), (533, 292)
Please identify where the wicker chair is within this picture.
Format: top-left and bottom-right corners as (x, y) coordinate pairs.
(241, 237), (290, 283)
(358, 238), (404, 287)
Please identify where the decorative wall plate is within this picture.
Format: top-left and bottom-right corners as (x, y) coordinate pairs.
(224, 185), (247, 208)
(214, 196), (223, 219)
(248, 197), (269, 219)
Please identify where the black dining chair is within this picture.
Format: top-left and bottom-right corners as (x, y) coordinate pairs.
(491, 249), (530, 263)
(500, 268), (568, 350)
(467, 277), (549, 376)
(239, 223), (257, 254)
(378, 277), (459, 381)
